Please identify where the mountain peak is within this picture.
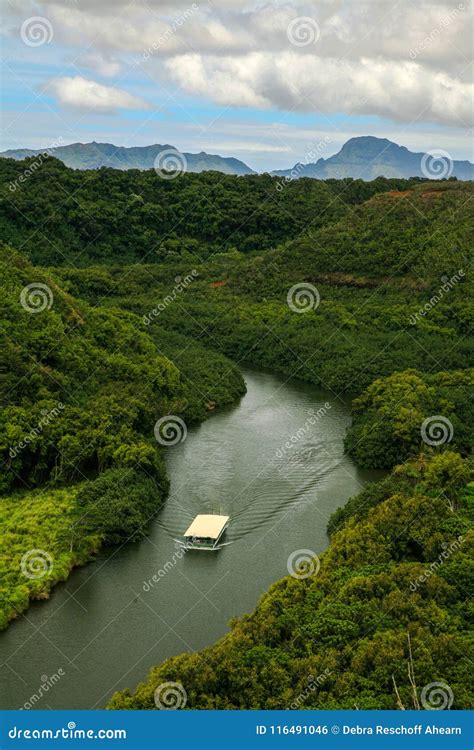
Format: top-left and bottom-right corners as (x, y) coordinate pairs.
(273, 136), (473, 181)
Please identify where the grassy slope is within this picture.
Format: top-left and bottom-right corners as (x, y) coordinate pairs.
(0, 485), (101, 629)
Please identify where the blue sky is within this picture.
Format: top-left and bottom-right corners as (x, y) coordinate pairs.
(2, 1), (472, 171)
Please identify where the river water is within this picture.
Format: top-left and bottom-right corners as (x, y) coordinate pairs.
(0, 369), (378, 709)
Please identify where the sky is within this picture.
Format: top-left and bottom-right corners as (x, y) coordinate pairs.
(1, 0), (473, 171)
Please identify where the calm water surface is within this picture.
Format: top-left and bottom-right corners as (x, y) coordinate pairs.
(0, 369), (379, 709)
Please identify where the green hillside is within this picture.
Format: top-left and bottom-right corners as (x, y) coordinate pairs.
(0, 156), (426, 266)
(0, 166), (472, 708)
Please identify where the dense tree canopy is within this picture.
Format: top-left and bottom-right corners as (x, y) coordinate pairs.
(0, 164), (472, 708)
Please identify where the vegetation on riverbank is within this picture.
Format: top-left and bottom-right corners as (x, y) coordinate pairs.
(345, 369), (474, 468)
(0, 245), (245, 628)
(109, 452), (473, 709)
(0, 164), (472, 707)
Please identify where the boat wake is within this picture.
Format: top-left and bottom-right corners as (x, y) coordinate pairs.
(155, 437), (345, 543)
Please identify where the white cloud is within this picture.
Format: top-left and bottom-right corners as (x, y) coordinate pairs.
(48, 76), (151, 112)
(166, 52), (474, 127)
(6, 0), (473, 127)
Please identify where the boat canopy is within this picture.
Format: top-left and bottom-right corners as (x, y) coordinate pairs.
(184, 514), (229, 540)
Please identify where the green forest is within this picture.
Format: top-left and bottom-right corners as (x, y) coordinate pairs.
(0, 157), (472, 709)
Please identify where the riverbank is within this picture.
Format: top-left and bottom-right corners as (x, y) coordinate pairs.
(110, 450), (473, 710)
(0, 248), (246, 631)
(0, 369), (372, 709)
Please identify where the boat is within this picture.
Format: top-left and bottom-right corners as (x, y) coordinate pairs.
(179, 514), (230, 551)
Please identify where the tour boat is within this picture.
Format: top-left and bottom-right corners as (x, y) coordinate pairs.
(179, 514), (230, 551)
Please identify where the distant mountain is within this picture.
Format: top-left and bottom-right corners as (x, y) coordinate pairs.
(0, 141), (255, 176)
(273, 136), (474, 181)
(1, 136), (472, 180)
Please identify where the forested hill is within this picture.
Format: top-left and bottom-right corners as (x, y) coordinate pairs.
(1, 160), (472, 707)
(0, 155), (430, 266)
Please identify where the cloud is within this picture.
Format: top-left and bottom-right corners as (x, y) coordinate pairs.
(77, 52), (122, 78)
(48, 76), (151, 112)
(6, 0), (473, 127)
(166, 52), (473, 127)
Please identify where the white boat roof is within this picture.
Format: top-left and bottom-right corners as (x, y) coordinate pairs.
(184, 514), (229, 539)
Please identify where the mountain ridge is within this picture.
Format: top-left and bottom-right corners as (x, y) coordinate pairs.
(1, 135), (473, 180)
(273, 135), (474, 180)
(0, 141), (255, 176)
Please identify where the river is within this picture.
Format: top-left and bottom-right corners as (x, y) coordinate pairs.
(0, 368), (379, 709)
